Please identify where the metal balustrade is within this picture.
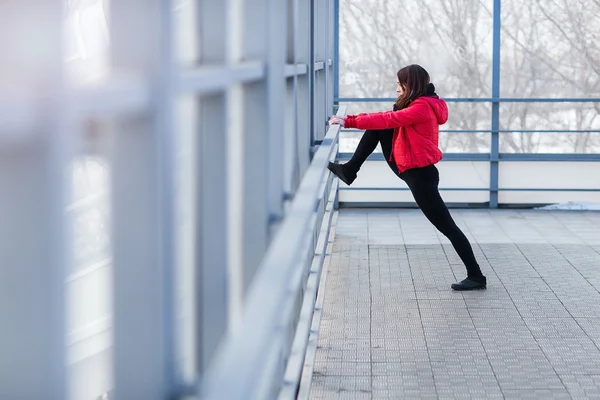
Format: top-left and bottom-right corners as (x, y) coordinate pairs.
(332, 0), (600, 208)
(1, 0), (599, 399)
(0, 0), (336, 399)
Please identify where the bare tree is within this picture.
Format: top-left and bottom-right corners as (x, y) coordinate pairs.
(339, 0), (600, 153)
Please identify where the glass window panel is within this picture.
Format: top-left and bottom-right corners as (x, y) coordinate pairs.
(339, 0), (494, 98)
(500, 0), (600, 98)
(500, 102), (600, 153)
(64, 0), (110, 85)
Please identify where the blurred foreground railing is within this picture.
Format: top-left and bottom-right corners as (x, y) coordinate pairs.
(200, 106), (346, 399)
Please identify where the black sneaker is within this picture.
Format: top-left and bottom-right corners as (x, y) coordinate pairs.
(327, 162), (357, 186)
(451, 277), (487, 291)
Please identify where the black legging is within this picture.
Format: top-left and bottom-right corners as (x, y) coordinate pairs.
(346, 129), (484, 278)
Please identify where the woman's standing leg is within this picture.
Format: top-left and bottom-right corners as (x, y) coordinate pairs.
(328, 129), (395, 185)
(401, 166), (487, 290)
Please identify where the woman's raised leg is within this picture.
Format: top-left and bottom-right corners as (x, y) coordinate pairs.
(328, 128), (395, 185)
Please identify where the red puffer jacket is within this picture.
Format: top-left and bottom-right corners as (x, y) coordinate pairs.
(344, 96), (448, 173)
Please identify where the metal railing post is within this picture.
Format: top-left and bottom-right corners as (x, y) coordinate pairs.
(490, 0), (502, 208)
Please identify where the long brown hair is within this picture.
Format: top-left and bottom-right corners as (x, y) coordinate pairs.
(394, 64), (431, 110)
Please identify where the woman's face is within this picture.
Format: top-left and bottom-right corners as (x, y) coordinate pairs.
(396, 81), (406, 95)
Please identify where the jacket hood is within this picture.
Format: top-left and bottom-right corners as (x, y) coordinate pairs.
(419, 96), (448, 125)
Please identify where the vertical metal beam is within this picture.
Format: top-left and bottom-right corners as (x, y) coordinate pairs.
(296, 0), (312, 174)
(240, 0), (270, 289)
(267, 0), (287, 222)
(173, 0), (201, 390)
(323, 0), (330, 127)
(110, 0), (172, 398)
(326, 0), (334, 115)
(333, 0), (340, 102)
(157, 0), (177, 392)
(284, 0), (300, 197)
(241, 81), (270, 287)
(490, 0), (501, 208)
(197, 94), (229, 371)
(197, 0), (229, 373)
(110, 116), (167, 400)
(172, 96), (199, 387)
(309, 0), (316, 146)
(0, 137), (68, 400)
(314, 0), (327, 141)
(225, 0), (245, 343)
(313, 0), (319, 143)
(284, 79), (299, 196)
(0, 1), (67, 399)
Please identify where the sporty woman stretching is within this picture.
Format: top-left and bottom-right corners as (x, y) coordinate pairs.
(328, 64), (486, 291)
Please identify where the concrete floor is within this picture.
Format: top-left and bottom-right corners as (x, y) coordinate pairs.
(310, 209), (600, 400)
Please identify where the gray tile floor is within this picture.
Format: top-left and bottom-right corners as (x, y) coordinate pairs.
(310, 209), (600, 400)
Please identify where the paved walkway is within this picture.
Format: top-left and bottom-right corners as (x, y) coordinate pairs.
(310, 209), (600, 400)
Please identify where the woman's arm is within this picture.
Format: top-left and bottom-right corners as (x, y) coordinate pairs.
(344, 101), (430, 130)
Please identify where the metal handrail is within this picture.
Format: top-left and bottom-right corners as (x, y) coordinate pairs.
(337, 153), (600, 162)
(336, 97), (600, 103)
(339, 187), (600, 192)
(341, 129), (600, 133)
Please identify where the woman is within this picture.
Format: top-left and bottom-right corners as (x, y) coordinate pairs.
(328, 64), (486, 291)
